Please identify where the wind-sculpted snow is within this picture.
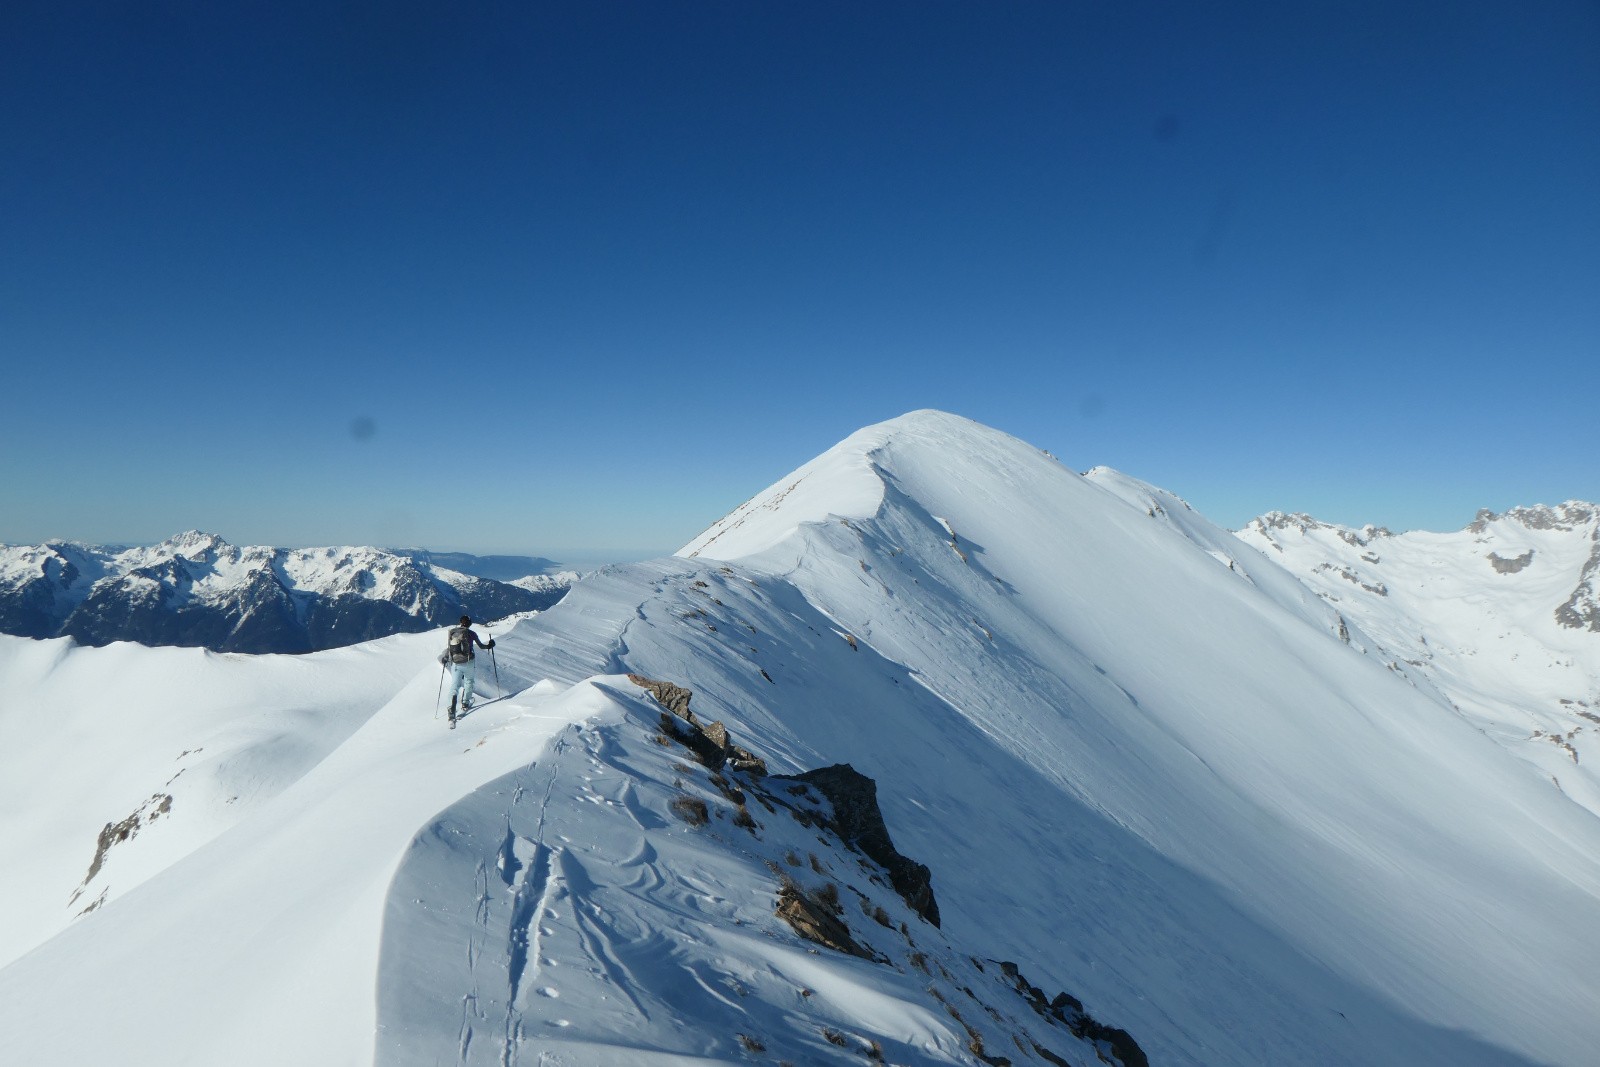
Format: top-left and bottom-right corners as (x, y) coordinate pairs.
(4, 411), (1600, 1066)
(667, 411), (1600, 1063)
(0, 630), (438, 967)
(373, 541), (1585, 1065)
(377, 683), (1141, 1066)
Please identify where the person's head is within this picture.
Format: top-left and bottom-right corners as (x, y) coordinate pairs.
(459, 615), (471, 627)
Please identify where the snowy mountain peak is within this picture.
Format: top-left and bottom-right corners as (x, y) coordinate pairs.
(1471, 500), (1598, 534)
(681, 409), (1078, 562)
(155, 529), (232, 557)
(669, 416), (1600, 1066)
(6, 414), (1600, 1066)
(1245, 510), (1394, 545)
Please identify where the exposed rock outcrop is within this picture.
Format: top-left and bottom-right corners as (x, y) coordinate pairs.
(628, 673), (768, 774)
(75, 792), (173, 898)
(775, 882), (878, 961)
(618, 672), (1147, 1067)
(1556, 530), (1600, 633)
(788, 764), (941, 928)
(997, 961), (1149, 1067)
(1489, 550), (1535, 575)
(627, 675), (936, 928)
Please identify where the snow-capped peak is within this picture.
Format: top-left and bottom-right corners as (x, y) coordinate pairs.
(0, 535), (569, 653)
(1472, 500), (1599, 533)
(5, 414), (1600, 1067)
(681, 409), (1074, 562)
(155, 529), (231, 555)
(1244, 510), (1394, 545)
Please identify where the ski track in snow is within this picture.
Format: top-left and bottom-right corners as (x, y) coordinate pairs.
(380, 689), (1017, 1066)
(6, 412), (1600, 1067)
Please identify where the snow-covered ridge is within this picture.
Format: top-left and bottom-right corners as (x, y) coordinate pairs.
(377, 673), (1147, 1066)
(680, 414), (915, 561)
(1247, 509), (1394, 545)
(1472, 501), (1597, 533)
(5, 411), (1600, 1066)
(674, 409), (1600, 1064)
(510, 570), (583, 595)
(0, 532), (573, 653)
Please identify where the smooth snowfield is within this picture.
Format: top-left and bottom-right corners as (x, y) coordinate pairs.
(3, 410), (1599, 1065)
(0, 625), (590, 1066)
(0, 630), (438, 967)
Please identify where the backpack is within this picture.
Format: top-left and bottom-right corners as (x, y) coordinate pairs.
(447, 627), (472, 664)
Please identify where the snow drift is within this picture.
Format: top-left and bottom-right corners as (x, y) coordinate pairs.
(3, 410), (1598, 1066)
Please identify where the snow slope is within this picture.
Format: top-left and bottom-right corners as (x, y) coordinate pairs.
(1237, 504), (1600, 815)
(0, 621), (593, 1064)
(672, 412), (1600, 1065)
(3, 410), (1599, 1066)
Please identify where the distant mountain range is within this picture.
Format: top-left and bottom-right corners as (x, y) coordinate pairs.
(0, 532), (577, 654)
(387, 549), (568, 584)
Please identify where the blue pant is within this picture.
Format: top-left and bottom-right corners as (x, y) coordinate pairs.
(448, 661), (477, 712)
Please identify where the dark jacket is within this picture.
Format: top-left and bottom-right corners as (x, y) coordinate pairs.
(445, 625), (493, 663)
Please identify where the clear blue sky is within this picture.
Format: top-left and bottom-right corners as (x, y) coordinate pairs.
(3, 1), (1595, 559)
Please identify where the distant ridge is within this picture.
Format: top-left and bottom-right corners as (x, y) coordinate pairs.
(1, 413), (1598, 1066)
(388, 549), (566, 583)
(0, 533), (574, 653)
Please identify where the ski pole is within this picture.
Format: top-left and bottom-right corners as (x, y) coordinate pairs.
(435, 662), (446, 719)
(491, 646), (501, 698)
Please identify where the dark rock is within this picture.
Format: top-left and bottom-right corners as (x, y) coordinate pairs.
(728, 743), (768, 776)
(1049, 991), (1084, 1016)
(775, 883), (876, 960)
(707, 772), (746, 807)
(1555, 532), (1600, 633)
(80, 793), (173, 889)
(668, 795), (709, 826)
(1488, 550), (1535, 575)
(628, 675), (696, 723)
(996, 960), (1147, 1067)
(790, 764), (940, 927)
(629, 675), (727, 768)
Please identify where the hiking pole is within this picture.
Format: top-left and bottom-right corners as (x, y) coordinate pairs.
(435, 662), (446, 720)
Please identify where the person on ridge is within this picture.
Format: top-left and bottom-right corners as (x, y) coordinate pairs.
(440, 615), (494, 727)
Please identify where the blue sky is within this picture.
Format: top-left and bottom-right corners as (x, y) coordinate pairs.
(3, 2), (1595, 559)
